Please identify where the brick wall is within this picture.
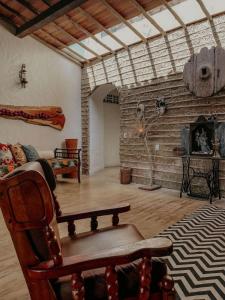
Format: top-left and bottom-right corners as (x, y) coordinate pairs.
(81, 15), (225, 193)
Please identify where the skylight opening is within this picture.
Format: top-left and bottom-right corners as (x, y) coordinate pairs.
(108, 23), (141, 45)
(150, 6), (180, 31)
(69, 43), (96, 60)
(95, 32), (122, 50)
(171, 0), (205, 24)
(81, 37), (109, 55)
(202, 0), (225, 15)
(63, 48), (85, 62)
(128, 14), (159, 38)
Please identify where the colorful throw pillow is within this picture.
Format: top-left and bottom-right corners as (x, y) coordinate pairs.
(10, 143), (27, 165)
(48, 158), (78, 169)
(0, 164), (18, 177)
(22, 145), (40, 162)
(0, 143), (14, 166)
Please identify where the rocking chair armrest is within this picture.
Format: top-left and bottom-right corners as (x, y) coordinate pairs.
(54, 148), (81, 160)
(28, 237), (173, 280)
(56, 202), (130, 223)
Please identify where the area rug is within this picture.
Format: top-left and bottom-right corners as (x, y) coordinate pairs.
(157, 205), (225, 300)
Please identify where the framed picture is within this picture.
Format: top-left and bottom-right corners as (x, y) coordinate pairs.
(190, 121), (214, 156)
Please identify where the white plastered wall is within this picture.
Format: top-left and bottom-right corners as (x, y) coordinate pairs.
(104, 103), (120, 167)
(0, 24), (81, 150)
(89, 84), (120, 175)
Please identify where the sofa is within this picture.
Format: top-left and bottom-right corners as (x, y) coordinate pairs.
(0, 143), (81, 182)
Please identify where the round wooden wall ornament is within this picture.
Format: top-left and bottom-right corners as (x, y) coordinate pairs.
(183, 46), (225, 97)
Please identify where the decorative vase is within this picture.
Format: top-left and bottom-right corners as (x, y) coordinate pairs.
(65, 138), (78, 150)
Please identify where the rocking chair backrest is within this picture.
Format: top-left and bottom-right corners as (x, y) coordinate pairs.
(0, 162), (62, 299)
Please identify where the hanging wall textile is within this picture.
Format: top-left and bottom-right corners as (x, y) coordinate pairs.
(0, 105), (65, 130)
(183, 46), (225, 97)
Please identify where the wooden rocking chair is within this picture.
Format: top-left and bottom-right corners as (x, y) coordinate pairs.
(0, 160), (175, 300)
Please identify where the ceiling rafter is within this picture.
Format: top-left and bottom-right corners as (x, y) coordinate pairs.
(101, 0), (147, 43)
(39, 28), (87, 62)
(41, 0), (51, 6)
(32, 34), (82, 66)
(0, 13), (18, 31)
(129, 0), (166, 35)
(160, 0), (186, 29)
(196, 0), (212, 21)
(16, 0), (40, 15)
(0, 2), (27, 22)
(77, 7), (128, 50)
(53, 22), (101, 59)
(64, 15), (115, 54)
(16, 0), (86, 37)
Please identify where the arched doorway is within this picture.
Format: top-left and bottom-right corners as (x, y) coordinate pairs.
(89, 83), (120, 175)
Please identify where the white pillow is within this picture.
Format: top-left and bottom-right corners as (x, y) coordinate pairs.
(37, 150), (54, 159)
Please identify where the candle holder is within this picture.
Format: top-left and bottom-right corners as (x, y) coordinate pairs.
(19, 64), (28, 88)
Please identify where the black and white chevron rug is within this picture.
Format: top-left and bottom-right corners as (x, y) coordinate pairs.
(157, 205), (225, 300)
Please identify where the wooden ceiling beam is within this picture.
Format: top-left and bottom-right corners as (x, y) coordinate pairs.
(101, 0), (147, 43)
(129, 0), (166, 35)
(77, 7), (128, 50)
(41, 0), (51, 6)
(0, 2), (27, 22)
(196, 0), (212, 21)
(32, 34), (82, 66)
(64, 15), (115, 54)
(0, 13), (18, 34)
(16, 0), (86, 38)
(16, 0), (40, 15)
(160, 0), (186, 29)
(53, 22), (101, 59)
(39, 28), (87, 62)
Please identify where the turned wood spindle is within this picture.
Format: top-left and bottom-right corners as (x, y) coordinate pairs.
(105, 265), (119, 300)
(91, 216), (98, 231)
(44, 225), (62, 266)
(112, 213), (119, 226)
(159, 276), (175, 300)
(53, 194), (62, 216)
(68, 220), (76, 237)
(139, 257), (151, 300)
(71, 272), (85, 300)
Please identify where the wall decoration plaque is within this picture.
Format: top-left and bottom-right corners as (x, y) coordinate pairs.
(0, 105), (65, 130)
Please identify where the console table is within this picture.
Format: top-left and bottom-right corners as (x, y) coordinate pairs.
(180, 156), (221, 203)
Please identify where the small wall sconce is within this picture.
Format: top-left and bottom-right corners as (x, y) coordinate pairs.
(155, 97), (167, 116)
(19, 64), (28, 88)
(136, 102), (145, 120)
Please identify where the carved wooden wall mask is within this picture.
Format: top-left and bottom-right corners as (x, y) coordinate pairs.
(183, 46), (225, 97)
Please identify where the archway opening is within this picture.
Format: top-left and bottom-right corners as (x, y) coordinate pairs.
(89, 83), (120, 175)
